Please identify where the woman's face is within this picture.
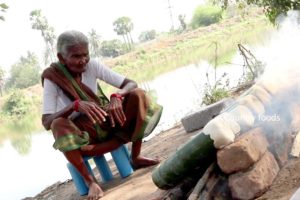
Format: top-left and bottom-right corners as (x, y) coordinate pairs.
(59, 43), (90, 75)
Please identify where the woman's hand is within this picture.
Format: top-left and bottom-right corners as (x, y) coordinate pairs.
(107, 95), (126, 127)
(76, 100), (108, 124)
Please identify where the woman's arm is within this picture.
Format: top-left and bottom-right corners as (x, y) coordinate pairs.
(42, 104), (74, 130)
(42, 78), (108, 130)
(117, 78), (138, 95)
(107, 78), (138, 127)
(42, 100), (108, 131)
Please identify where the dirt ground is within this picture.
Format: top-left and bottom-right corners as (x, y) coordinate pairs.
(24, 124), (300, 200)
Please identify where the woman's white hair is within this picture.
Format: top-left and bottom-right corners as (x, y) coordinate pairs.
(57, 30), (89, 56)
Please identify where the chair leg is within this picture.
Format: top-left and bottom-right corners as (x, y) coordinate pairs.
(111, 145), (133, 178)
(67, 160), (94, 196)
(93, 155), (113, 182)
(67, 145), (133, 195)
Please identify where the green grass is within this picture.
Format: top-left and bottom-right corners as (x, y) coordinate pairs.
(111, 15), (272, 84)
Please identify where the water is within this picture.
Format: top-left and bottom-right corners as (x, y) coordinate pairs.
(0, 133), (70, 200)
(143, 60), (244, 140)
(0, 61), (244, 199)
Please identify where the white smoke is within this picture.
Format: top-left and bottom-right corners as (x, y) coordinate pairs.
(252, 10), (300, 135)
(203, 11), (300, 148)
(260, 10), (300, 82)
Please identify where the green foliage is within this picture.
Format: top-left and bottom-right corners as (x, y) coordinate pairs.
(191, 5), (223, 29)
(216, 0), (300, 24)
(100, 39), (126, 58)
(202, 73), (230, 105)
(111, 13), (270, 83)
(2, 89), (31, 117)
(113, 16), (132, 35)
(6, 52), (41, 89)
(139, 30), (157, 42)
(0, 3), (8, 21)
(113, 16), (134, 50)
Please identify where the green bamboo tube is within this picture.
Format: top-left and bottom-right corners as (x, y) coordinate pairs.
(152, 132), (216, 189)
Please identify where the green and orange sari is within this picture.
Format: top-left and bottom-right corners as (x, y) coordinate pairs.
(42, 62), (163, 152)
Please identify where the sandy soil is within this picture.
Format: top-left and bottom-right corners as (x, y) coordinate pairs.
(24, 124), (300, 200)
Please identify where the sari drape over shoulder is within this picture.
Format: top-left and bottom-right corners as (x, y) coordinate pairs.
(42, 63), (163, 152)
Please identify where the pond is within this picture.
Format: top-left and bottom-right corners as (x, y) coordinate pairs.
(0, 59), (245, 200)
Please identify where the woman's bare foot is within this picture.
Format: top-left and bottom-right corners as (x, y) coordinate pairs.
(87, 182), (104, 200)
(131, 156), (160, 169)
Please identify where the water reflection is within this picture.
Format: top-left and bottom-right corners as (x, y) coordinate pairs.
(0, 132), (70, 200)
(0, 113), (42, 155)
(11, 134), (32, 155)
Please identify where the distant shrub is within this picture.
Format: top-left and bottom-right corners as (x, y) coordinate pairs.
(100, 39), (127, 58)
(3, 89), (31, 117)
(139, 30), (156, 43)
(191, 5), (223, 29)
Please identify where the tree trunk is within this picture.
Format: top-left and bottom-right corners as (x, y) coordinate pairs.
(122, 34), (130, 51)
(125, 33), (131, 50)
(129, 32), (134, 45)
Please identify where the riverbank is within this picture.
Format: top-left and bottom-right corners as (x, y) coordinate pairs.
(23, 123), (196, 200)
(23, 122), (300, 200)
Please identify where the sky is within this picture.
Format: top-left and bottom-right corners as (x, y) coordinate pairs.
(0, 0), (205, 72)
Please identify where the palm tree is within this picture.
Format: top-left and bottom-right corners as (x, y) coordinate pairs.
(113, 16), (134, 50)
(30, 9), (56, 65)
(88, 29), (102, 58)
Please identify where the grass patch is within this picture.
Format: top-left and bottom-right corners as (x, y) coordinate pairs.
(110, 15), (273, 84)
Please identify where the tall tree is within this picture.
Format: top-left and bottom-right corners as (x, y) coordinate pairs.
(214, 0), (300, 23)
(0, 66), (5, 96)
(29, 9), (56, 65)
(6, 52), (41, 89)
(178, 14), (187, 31)
(88, 29), (102, 58)
(113, 17), (134, 50)
(0, 2), (8, 21)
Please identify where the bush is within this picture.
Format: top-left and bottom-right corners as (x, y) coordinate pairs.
(139, 30), (156, 43)
(191, 5), (223, 29)
(100, 39), (127, 58)
(202, 86), (229, 105)
(2, 89), (31, 117)
(5, 52), (41, 90)
(202, 73), (230, 105)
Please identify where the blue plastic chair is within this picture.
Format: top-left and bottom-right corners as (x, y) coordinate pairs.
(67, 144), (133, 195)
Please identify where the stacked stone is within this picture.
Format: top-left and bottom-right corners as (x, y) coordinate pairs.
(217, 127), (280, 200)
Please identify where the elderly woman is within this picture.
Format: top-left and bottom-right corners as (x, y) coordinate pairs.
(41, 30), (162, 200)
